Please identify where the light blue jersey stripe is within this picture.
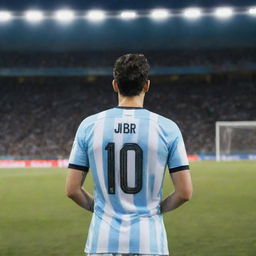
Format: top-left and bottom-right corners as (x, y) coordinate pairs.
(89, 214), (102, 253)
(107, 217), (122, 252)
(149, 174), (155, 199)
(129, 218), (140, 252)
(149, 217), (158, 253)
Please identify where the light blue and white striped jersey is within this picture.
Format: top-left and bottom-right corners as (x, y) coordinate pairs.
(68, 106), (189, 255)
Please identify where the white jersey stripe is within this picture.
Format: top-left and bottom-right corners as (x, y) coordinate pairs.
(148, 216), (158, 253)
(154, 215), (161, 253)
(118, 110), (138, 213)
(159, 215), (168, 254)
(117, 218), (131, 253)
(162, 217), (169, 253)
(139, 217), (150, 253)
(86, 213), (96, 250)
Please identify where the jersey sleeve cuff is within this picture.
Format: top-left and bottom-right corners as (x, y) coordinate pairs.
(169, 165), (189, 173)
(68, 163), (89, 172)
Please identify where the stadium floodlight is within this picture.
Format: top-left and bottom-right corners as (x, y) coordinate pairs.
(150, 9), (170, 20)
(120, 11), (137, 19)
(214, 7), (233, 19)
(25, 10), (44, 22)
(54, 9), (75, 22)
(0, 11), (12, 22)
(248, 7), (256, 16)
(183, 8), (202, 19)
(86, 10), (106, 21)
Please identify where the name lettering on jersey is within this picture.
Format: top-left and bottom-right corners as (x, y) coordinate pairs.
(114, 123), (136, 134)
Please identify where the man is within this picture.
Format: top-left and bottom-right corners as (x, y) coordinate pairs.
(66, 53), (193, 256)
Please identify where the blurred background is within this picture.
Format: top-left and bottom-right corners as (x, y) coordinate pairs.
(0, 0), (255, 255)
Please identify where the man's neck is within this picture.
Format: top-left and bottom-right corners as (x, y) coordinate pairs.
(118, 95), (144, 108)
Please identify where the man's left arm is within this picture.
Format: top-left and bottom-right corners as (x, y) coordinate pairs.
(66, 168), (94, 212)
(160, 123), (192, 214)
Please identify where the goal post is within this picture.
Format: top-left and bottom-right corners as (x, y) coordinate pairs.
(215, 121), (256, 161)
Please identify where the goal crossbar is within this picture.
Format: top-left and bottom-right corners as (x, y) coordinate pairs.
(216, 121), (256, 127)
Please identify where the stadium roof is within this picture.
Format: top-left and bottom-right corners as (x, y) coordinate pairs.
(0, 0), (255, 51)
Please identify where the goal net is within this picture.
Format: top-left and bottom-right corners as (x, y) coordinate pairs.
(216, 121), (256, 161)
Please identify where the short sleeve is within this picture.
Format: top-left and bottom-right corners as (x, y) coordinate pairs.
(68, 122), (89, 172)
(167, 127), (189, 173)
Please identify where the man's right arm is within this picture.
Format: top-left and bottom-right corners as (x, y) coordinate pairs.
(160, 169), (192, 214)
(66, 168), (94, 212)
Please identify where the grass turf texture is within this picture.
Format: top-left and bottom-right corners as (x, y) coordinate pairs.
(0, 161), (255, 256)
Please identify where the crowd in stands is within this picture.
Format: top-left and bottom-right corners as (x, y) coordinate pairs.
(0, 48), (256, 68)
(0, 74), (255, 158)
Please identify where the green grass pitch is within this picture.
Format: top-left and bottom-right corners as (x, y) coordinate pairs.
(0, 161), (255, 256)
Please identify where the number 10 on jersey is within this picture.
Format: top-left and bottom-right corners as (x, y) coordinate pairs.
(105, 142), (143, 195)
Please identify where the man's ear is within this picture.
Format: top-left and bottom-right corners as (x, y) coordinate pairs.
(112, 80), (119, 93)
(143, 80), (150, 93)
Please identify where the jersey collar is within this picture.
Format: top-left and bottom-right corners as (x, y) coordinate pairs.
(115, 106), (144, 109)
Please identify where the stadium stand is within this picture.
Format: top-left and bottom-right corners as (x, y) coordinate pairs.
(0, 49), (256, 68)
(0, 73), (255, 158)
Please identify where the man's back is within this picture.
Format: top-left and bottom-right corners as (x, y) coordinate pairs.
(69, 106), (189, 255)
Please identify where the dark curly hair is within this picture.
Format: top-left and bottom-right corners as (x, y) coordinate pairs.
(113, 53), (150, 97)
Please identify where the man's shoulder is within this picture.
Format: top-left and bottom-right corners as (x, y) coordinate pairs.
(79, 108), (115, 128)
(148, 110), (179, 130)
